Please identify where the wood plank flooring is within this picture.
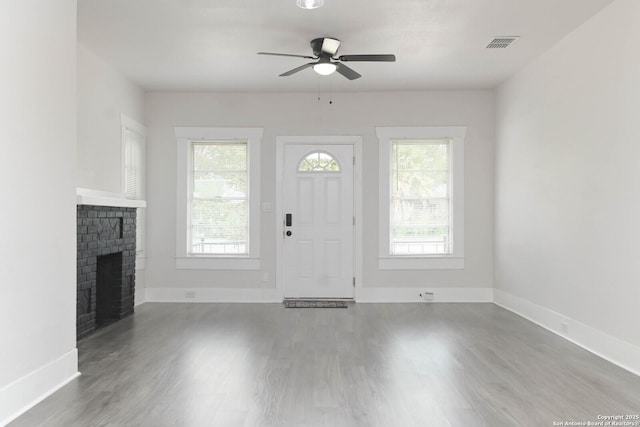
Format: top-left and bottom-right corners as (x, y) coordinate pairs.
(9, 303), (640, 427)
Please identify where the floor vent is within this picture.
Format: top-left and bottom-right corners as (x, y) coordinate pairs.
(486, 36), (520, 49)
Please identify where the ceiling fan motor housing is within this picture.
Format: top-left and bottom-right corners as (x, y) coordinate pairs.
(311, 37), (341, 57)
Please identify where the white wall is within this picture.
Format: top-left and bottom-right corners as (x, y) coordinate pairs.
(494, 0), (640, 374)
(145, 90), (494, 302)
(77, 43), (145, 193)
(0, 1), (79, 424)
(77, 44), (147, 300)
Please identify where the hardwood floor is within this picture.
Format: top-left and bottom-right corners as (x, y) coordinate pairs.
(10, 303), (640, 427)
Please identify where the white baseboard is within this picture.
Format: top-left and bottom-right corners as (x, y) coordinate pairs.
(145, 286), (493, 304)
(355, 287), (494, 303)
(145, 287), (280, 303)
(0, 349), (80, 426)
(494, 289), (640, 377)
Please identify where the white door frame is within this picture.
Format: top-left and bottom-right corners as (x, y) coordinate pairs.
(275, 135), (363, 301)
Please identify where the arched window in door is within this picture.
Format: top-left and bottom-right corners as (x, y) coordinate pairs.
(298, 151), (341, 172)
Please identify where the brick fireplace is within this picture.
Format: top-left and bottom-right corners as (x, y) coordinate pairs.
(76, 204), (137, 340)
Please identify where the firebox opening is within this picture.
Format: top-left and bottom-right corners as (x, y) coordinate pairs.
(96, 252), (123, 329)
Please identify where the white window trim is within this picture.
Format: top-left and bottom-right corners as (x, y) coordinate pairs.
(175, 127), (262, 270)
(121, 114), (147, 270)
(377, 126), (465, 270)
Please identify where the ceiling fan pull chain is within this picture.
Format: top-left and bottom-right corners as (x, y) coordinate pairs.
(329, 81), (333, 105)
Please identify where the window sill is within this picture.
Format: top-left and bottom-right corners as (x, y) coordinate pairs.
(176, 256), (260, 270)
(378, 256), (464, 270)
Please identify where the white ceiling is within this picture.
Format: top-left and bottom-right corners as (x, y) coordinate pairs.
(77, 0), (614, 93)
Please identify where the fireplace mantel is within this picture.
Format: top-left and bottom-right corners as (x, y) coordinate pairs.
(76, 188), (146, 208)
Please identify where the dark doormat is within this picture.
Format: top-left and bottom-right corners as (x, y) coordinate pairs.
(284, 300), (349, 308)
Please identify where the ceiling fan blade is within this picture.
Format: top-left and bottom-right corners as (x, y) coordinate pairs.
(335, 63), (362, 80)
(338, 54), (396, 62)
(279, 62), (315, 77)
(258, 52), (316, 60)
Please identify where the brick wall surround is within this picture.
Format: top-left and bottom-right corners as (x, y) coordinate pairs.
(76, 205), (136, 340)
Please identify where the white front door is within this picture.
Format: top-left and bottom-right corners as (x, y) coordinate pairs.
(283, 144), (354, 299)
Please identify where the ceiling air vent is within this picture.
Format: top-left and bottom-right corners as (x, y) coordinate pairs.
(486, 37), (520, 49)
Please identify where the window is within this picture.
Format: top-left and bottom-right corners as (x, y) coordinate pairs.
(121, 114), (146, 259)
(298, 151), (340, 172)
(175, 127), (262, 270)
(377, 127), (465, 269)
(190, 141), (248, 255)
(391, 140), (450, 255)
(123, 127), (144, 200)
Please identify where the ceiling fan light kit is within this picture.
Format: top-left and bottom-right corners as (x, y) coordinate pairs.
(313, 62), (337, 76)
(258, 37), (396, 81)
(296, 0), (324, 10)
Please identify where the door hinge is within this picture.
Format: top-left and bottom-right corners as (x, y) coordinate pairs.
(353, 156), (355, 165)
(353, 277), (356, 287)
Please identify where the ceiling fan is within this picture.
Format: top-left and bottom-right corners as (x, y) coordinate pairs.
(257, 37), (396, 80)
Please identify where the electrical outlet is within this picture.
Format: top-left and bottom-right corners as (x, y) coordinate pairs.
(561, 322), (569, 334)
(419, 292), (434, 302)
(184, 291), (196, 299)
